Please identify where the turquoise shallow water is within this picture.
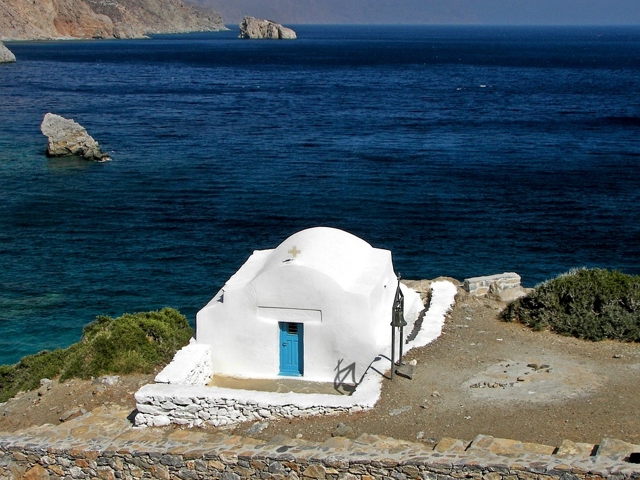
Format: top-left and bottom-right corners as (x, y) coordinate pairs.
(0, 25), (639, 364)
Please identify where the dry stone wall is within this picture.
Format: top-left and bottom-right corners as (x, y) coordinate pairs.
(134, 375), (378, 428)
(1, 427), (639, 480)
(135, 385), (367, 427)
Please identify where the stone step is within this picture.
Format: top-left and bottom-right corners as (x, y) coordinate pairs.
(466, 434), (556, 457)
(556, 439), (596, 458)
(596, 438), (640, 461)
(433, 436), (470, 454)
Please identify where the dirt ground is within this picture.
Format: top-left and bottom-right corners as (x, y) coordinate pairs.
(1, 279), (639, 448)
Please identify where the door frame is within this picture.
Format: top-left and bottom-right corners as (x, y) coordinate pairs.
(278, 322), (304, 376)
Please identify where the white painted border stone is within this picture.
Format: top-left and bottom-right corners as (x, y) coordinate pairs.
(134, 281), (457, 428)
(464, 272), (521, 296)
(154, 342), (212, 385)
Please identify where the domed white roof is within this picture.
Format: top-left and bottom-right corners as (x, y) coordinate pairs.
(258, 227), (375, 289)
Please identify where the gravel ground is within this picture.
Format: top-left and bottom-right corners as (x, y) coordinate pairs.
(231, 281), (640, 446)
(1, 280), (638, 448)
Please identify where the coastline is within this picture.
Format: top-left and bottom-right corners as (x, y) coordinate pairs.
(0, 0), (227, 42)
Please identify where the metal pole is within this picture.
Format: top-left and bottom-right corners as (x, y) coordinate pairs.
(398, 324), (404, 366)
(390, 325), (396, 380)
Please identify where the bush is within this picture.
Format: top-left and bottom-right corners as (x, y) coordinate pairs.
(503, 268), (640, 341)
(0, 308), (192, 402)
(0, 349), (67, 402)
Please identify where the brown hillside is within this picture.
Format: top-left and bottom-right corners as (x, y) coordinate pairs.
(0, 0), (226, 41)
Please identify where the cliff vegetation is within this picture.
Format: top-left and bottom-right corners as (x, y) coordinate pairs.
(0, 308), (192, 402)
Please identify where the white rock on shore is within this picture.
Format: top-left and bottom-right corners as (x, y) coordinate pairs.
(238, 16), (296, 40)
(40, 113), (111, 161)
(0, 42), (16, 63)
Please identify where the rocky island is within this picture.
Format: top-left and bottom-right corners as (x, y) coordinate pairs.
(0, 0), (227, 41)
(41, 113), (111, 161)
(238, 16), (297, 39)
(0, 42), (16, 63)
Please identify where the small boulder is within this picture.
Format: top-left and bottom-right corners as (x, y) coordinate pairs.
(239, 16), (296, 39)
(247, 421), (269, 435)
(37, 379), (53, 397)
(332, 422), (354, 437)
(59, 407), (86, 422)
(0, 42), (16, 63)
(40, 113), (111, 161)
(92, 375), (120, 386)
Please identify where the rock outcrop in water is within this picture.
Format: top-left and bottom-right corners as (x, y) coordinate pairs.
(0, 0), (227, 41)
(40, 113), (111, 161)
(238, 16), (296, 39)
(0, 42), (16, 63)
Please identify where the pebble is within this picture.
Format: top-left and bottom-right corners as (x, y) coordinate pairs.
(389, 405), (412, 416)
(93, 375), (120, 386)
(332, 422), (354, 437)
(246, 421), (269, 435)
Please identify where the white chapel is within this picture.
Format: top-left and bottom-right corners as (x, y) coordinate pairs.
(195, 227), (402, 384)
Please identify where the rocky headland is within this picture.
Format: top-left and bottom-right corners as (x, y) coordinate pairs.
(238, 16), (296, 39)
(0, 42), (16, 63)
(0, 0), (227, 41)
(41, 113), (111, 161)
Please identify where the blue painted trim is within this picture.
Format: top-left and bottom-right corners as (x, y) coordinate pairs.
(279, 322), (303, 376)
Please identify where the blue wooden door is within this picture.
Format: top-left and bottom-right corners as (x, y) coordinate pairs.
(279, 322), (303, 376)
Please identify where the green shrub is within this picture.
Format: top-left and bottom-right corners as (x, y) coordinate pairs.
(503, 268), (640, 341)
(60, 307), (192, 380)
(0, 308), (192, 402)
(0, 349), (67, 402)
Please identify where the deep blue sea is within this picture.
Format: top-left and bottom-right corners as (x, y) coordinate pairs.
(1, 25), (639, 365)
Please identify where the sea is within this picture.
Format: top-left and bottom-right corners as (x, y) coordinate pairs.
(1, 25), (639, 365)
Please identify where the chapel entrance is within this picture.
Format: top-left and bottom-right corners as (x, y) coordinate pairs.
(279, 322), (304, 376)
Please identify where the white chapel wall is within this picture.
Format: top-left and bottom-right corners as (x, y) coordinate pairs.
(135, 280), (454, 429)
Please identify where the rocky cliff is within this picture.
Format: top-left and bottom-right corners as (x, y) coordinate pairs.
(0, 0), (227, 41)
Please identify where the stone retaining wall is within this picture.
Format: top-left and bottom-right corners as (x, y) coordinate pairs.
(1, 430), (639, 480)
(134, 377), (376, 428)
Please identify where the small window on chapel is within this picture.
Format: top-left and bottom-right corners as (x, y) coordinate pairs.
(287, 323), (298, 335)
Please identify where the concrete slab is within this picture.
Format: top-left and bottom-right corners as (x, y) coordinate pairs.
(207, 375), (354, 396)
